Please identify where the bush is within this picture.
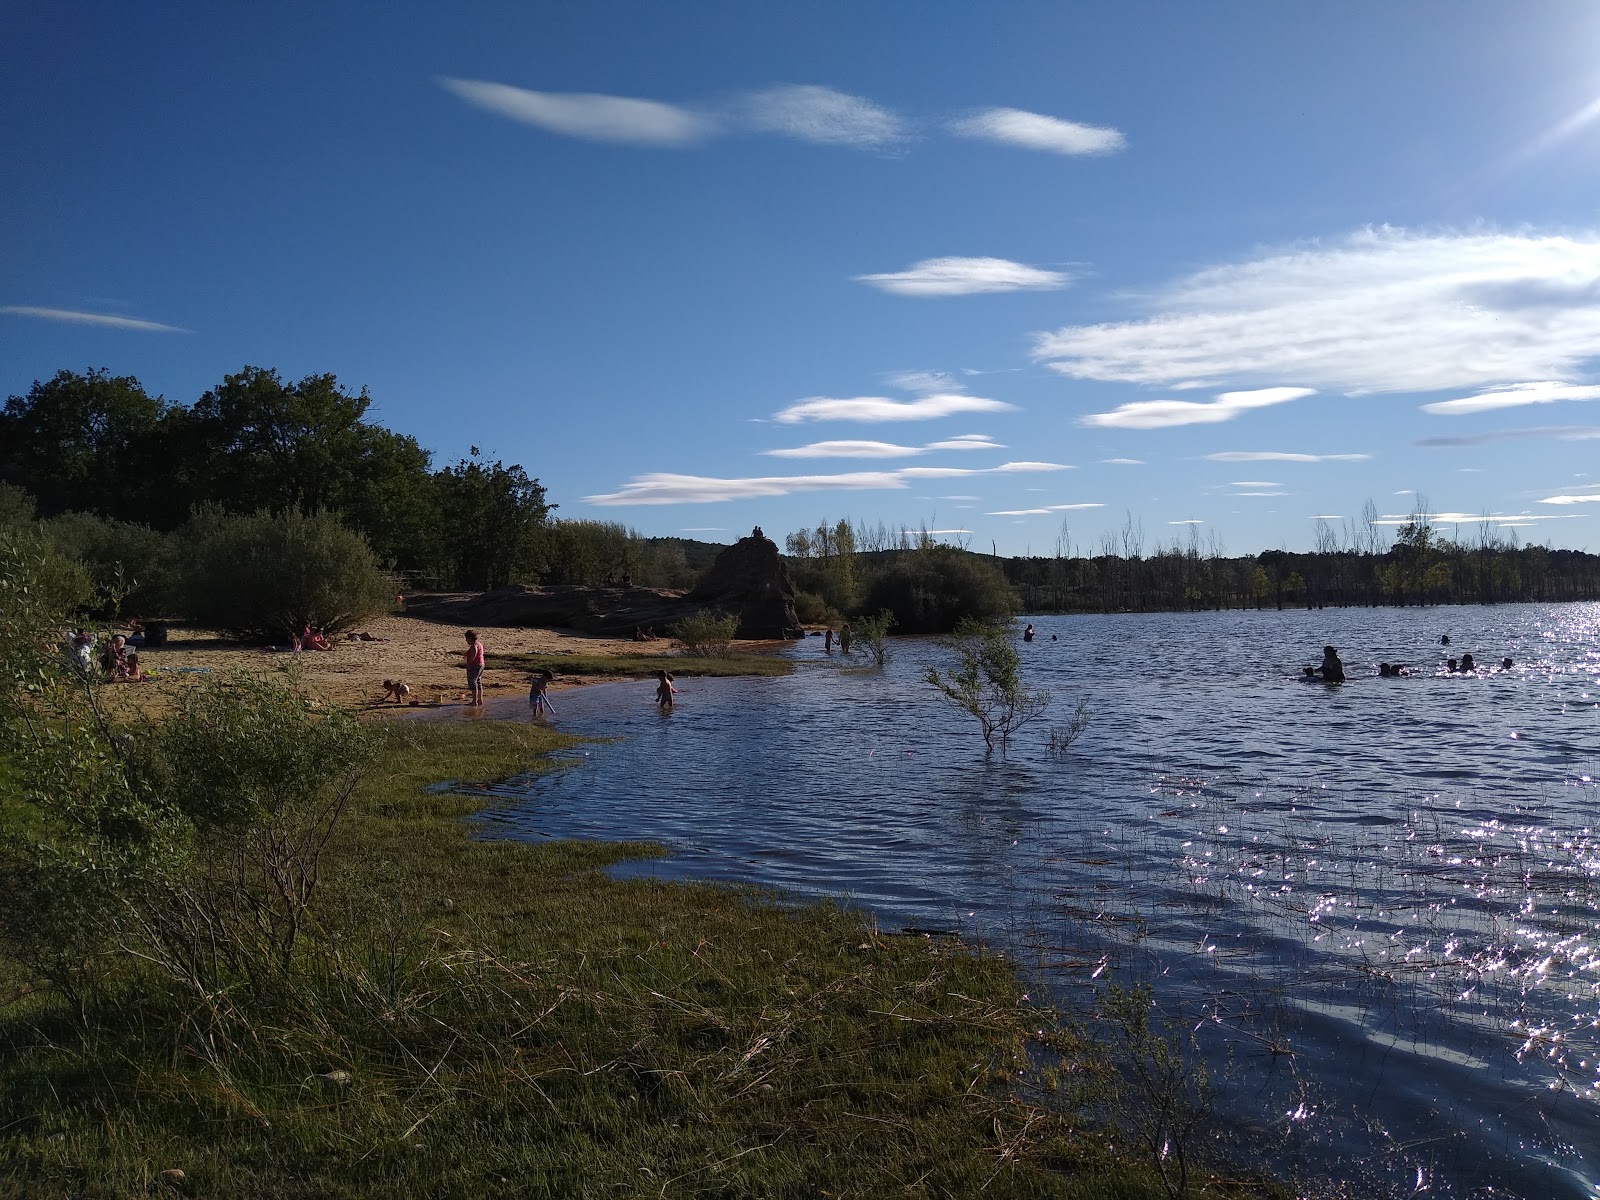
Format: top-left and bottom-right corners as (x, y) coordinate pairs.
(178, 507), (394, 641)
(861, 547), (1016, 635)
(851, 609), (896, 667)
(925, 618), (1050, 752)
(42, 511), (179, 618)
(793, 589), (844, 627)
(671, 609), (739, 657)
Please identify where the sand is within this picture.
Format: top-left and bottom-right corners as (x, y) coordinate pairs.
(117, 612), (678, 715)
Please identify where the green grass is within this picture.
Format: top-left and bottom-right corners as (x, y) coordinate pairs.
(0, 720), (1273, 1199)
(489, 650), (792, 678)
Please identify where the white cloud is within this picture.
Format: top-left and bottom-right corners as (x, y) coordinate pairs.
(438, 78), (713, 145)
(1421, 381), (1600, 415)
(1373, 511), (1582, 524)
(1, 305), (186, 332)
(773, 393), (1016, 423)
(950, 107), (1126, 156)
(939, 494), (981, 500)
(989, 508), (1052, 516)
(1231, 480), (1282, 487)
(1539, 493), (1600, 505)
(681, 527), (725, 532)
(764, 440), (921, 459)
(1035, 228), (1600, 394)
(855, 256), (1070, 297)
(1100, 457), (1145, 465)
(1082, 386), (1313, 430)
(763, 433), (1002, 458)
(986, 501), (1102, 516)
(886, 369), (963, 394)
(927, 528), (971, 534)
(587, 461), (1065, 505)
(1310, 514), (1344, 519)
(1169, 519), (1205, 525)
(1202, 451), (1371, 463)
(1233, 491), (1288, 497)
(743, 85), (904, 148)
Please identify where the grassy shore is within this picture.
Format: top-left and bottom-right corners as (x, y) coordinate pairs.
(1, 714), (1279, 1198)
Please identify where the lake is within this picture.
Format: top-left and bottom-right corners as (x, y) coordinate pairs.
(465, 603), (1600, 1198)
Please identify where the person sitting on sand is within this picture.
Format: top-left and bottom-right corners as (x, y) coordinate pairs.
(633, 626), (645, 643)
(116, 652), (143, 683)
(99, 634), (128, 677)
(1318, 645), (1345, 683)
(655, 669), (677, 710)
(306, 627), (334, 652)
(382, 679), (412, 704)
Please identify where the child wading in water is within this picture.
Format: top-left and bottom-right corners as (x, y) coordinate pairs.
(463, 629), (486, 706)
(528, 668), (555, 716)
(655, 670), (677, 710)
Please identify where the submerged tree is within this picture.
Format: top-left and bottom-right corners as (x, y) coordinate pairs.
(925, 619), (1050, 752)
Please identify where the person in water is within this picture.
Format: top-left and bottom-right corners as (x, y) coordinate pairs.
(824, 628), (834, 652)
(655, 669), (677, 710)
(528, 668), (555, 716)
(1459, 653), (1476, 673)
(1441, 634), (1451, 645)
(1501, 657), (1514, 670)
(1023, 623), (1035, 643)
(1318, 645), (1345, 682)
(1379, 662), (1392, 677)
(839, 624), (852, 655)
(464, 629), (485, 706)
(1446, 657), (1459, 673)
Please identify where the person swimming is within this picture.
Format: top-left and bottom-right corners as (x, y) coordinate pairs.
(1446, 657), (1459, 673)
(1318, 645), (1345, 683)
(1501, 657), (1514, 670)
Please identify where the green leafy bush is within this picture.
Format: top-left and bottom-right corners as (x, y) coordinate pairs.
(851, 609), (897, 667)
(793, 589), (844, 627)
(42, 511), (179, 617)
(178, 507), (394, 641)
(862, 547), (1016, 634)
(671, 609), (739, 657)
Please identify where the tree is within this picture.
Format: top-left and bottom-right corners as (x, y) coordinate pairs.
(851, 609), (896, 667)
(925, 619), (1050, 752)
(0, 368), (169, 520)
(433, 451), (553, 590)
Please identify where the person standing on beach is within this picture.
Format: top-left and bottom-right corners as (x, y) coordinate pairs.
(464, 629), (485, 706)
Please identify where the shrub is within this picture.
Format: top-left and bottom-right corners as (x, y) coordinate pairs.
(178, 507), (394, 641)
(851, 609), (896, 667)
(42, 511), (179, 618)
(671, 609), (740, 657)
(1047, 698), (1092, 755)
(925, 618), (1050, 752)
(793, 589), (844, 627)
(861, 547), (1016, 635)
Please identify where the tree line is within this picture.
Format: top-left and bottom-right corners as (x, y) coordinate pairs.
(0, 367), (709, 594)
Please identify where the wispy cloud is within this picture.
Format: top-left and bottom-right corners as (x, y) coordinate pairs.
(1539, 493), (1600, 505)
(950, 107), (1125, 156)
(587, 461), (1067, 505)
(886, 369), (963, 394)
(1421, 380), (1600, 415)
(855, 256), (1070, 297)
(438, 78), (713, 145)
(1100, 457), (1145, 465)
(773, 393), (1016, 423)
(986, 502), (1104, 516)
(1232, 490), (1288, 497)
(1, 305), (186, 333)
(1035, 228), (1600, 393)
(743, 84), (904, 148)
(763, 433), (1002, 459)
(1169, 519), (1205, 525)
(1231, 480), (1281, 487)
(1310, 514), (1344, 519)
(1372, 511), (1583, 524)
(1082, 386), (1313, 430)
(1416, 424), (1600, 446)
(1202, 451), (1371, 463)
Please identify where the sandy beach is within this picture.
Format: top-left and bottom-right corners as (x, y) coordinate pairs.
(115, 611), (680, 714)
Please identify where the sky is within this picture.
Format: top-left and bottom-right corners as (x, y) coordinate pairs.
(7, 2), (1600, 555)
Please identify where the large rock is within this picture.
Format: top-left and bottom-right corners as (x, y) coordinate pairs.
(687, 529), (804, 639)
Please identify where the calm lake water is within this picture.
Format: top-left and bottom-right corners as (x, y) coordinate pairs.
(462, 603), (1600, 1198)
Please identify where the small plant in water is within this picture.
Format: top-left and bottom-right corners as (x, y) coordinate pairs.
(1047, 698), (1092, 755)
(1101, 983), (1212, 1200)
(851, 609), (896, 668)
(924, 618), (1050, 752)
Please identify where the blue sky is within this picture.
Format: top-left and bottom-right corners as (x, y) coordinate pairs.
(7, 1), (1600, 554)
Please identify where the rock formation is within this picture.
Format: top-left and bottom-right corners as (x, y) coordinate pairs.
(405, 531), (803, 639)
(686, 530), (803, 639)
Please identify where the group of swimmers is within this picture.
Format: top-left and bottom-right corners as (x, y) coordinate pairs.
(1306, 643), (1515, 682)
